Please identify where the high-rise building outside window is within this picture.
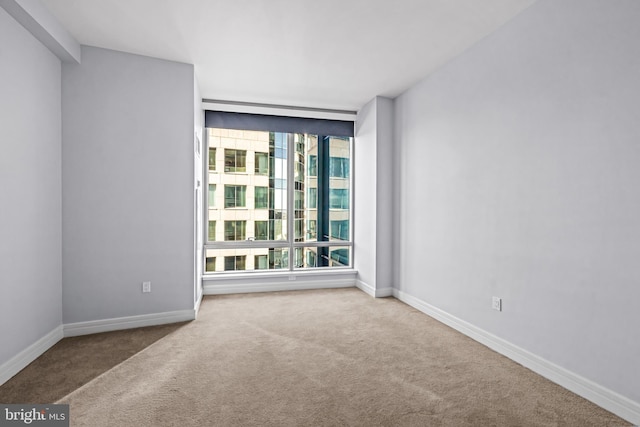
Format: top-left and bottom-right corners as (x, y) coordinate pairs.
(204, 113), (353, 273)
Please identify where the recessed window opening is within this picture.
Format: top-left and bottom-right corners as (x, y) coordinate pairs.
(204, 111), (353, 273)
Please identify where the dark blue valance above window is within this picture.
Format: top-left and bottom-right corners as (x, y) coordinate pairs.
(205, 111), (354, 138)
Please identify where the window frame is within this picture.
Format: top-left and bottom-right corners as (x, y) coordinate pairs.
(203, 124), (354, 275)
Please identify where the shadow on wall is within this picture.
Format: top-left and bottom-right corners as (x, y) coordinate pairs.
(0, 322), (189, 403)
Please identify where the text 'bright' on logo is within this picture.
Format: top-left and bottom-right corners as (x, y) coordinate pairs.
(1, 404), (69, 426)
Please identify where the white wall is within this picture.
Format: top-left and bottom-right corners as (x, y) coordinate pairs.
(62, 46), (196, 323)
(0, 6), (62, 365)
(375, 98), (394, 292)
(354, 96), (394, 296)
(394, 0), (640, 408)
(354, 99), (377, 291)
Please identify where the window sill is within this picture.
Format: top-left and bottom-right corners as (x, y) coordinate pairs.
(203, 268), (356, 282)
(202, 268), (358, 295)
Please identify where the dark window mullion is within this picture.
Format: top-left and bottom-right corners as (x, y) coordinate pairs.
(317, 135), (329, 266)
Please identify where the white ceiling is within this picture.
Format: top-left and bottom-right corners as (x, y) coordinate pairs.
(40, 0), (537, 111)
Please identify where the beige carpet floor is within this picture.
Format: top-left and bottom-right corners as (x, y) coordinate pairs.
(0, 288), (630, 426)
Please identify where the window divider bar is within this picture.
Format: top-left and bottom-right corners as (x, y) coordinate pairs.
(317, 136), (330, 267)
(205, 241), (291, 250)
(203, 131), (211, 246)
(292, 241), (353, 248)
(286, 133), (295, 271)
(205, 241), (353, 250)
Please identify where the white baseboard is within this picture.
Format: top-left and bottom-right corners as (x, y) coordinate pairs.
(1, 309), (197, 385)
(204, 278), (355, 295)
(63, 309), (196, 337)
(393, 289), (640, 425)
(356, 280), (394, 298)
(194, 293), (203, 318)
(375, 286), (394, 298)
(356, 280), (375, 296)
(0, 325), (63, 386)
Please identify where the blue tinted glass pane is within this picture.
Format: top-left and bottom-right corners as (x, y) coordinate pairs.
(307, 188), (317, 209)
(330, 249), (349, 265)
(308, 155), (317, 176)
(329, 157), (349, 178)
(330, 220), (349, 240)
(329, 189), (349, 209)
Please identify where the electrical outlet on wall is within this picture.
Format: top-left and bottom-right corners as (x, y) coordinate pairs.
(492, 296), (502, 311)
(142, 281), (151, 293)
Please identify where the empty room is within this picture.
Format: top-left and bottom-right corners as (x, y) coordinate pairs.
(1, 0), (639, 425)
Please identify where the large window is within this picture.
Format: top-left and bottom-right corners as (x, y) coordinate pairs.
(204, 112), (353, 273)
